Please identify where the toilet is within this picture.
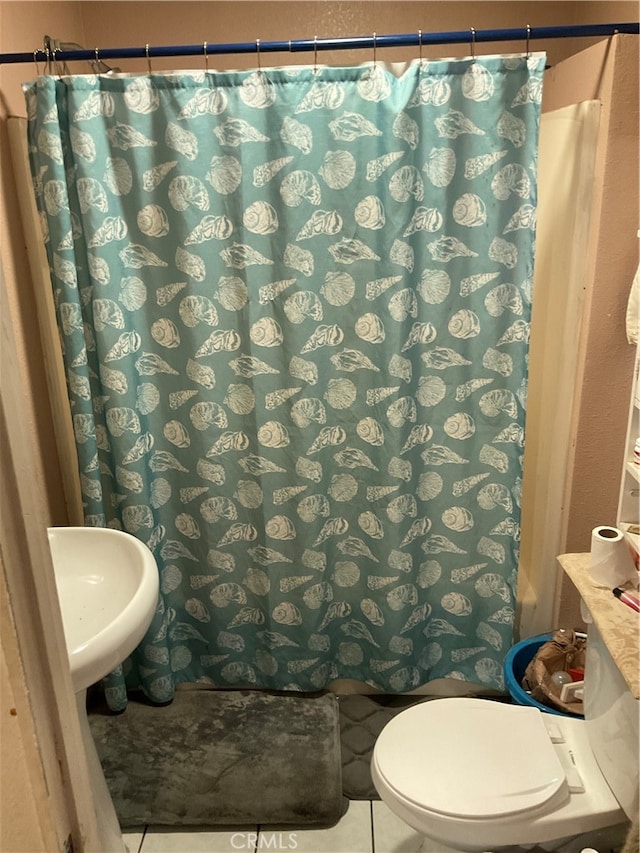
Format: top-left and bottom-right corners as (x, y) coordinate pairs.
(371, 621), (638, 852)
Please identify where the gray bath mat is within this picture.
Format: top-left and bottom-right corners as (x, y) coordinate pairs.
(88, 689), (345, 828)
(339, 693), (514, 799)
(339, 694), (433, 800)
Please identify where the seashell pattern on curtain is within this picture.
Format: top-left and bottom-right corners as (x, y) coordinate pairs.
(24, 55), (544, 709)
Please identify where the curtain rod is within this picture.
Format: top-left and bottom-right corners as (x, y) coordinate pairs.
(1, 22), (638, 66)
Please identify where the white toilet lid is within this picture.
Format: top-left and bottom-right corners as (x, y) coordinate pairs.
(374, 698), (568, 819)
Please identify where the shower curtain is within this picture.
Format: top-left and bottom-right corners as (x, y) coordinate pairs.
(25, 54), (544, 709)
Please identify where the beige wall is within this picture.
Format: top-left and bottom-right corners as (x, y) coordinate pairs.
(0, 580), (53, 853)
(0, 1), (86, 524)
(2, 3), (638, 97)
(0, 3), (638, 843)
(78, 1), (640, 75)
(0, 255), (102, 850)
(517, 33), (639, 633)
(542, 35), (639, 626)
(0, 1), (637, 523)
(1, 7), (88, 849)
(545, 34), (639, 549)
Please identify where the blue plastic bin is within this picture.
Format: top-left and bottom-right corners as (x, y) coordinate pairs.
(503, 633), (583, 718)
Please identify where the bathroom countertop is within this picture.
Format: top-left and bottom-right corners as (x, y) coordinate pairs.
(558, 553), (639, 699)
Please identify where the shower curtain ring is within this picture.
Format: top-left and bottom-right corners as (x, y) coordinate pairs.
(373, 31), (377, 67)
(525, 24), (531, 59)
(53, 47), (62, 79)
(203, 41), (208, 71)
(313, 35), (318, 73)
(145, 43), (152, 73)
(418, 29), (423, 64)
(34, 48), (42, 76)
(470, 27), (476, 60)
(256, 38), (261, 71)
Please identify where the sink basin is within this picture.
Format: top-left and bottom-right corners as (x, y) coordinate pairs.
(48, 526), (159, 693)
(47, 526), (160, 851)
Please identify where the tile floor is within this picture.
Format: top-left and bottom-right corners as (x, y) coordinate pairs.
(123, 799), (425, 853)
(122, 801), (626, 853)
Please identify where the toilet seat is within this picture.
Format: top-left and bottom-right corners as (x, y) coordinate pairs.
(374, 698), (569, 820)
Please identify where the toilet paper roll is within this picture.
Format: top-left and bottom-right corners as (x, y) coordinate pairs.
(589, 526), (637, 588)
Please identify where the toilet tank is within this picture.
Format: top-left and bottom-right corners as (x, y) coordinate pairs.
(584, 619), (639, 820)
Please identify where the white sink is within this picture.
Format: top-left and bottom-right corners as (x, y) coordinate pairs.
(47, 526), (159, 694)
(47, 525), (160, 851)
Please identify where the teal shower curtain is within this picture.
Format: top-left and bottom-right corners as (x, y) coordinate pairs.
(25, 55), (544, 709)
